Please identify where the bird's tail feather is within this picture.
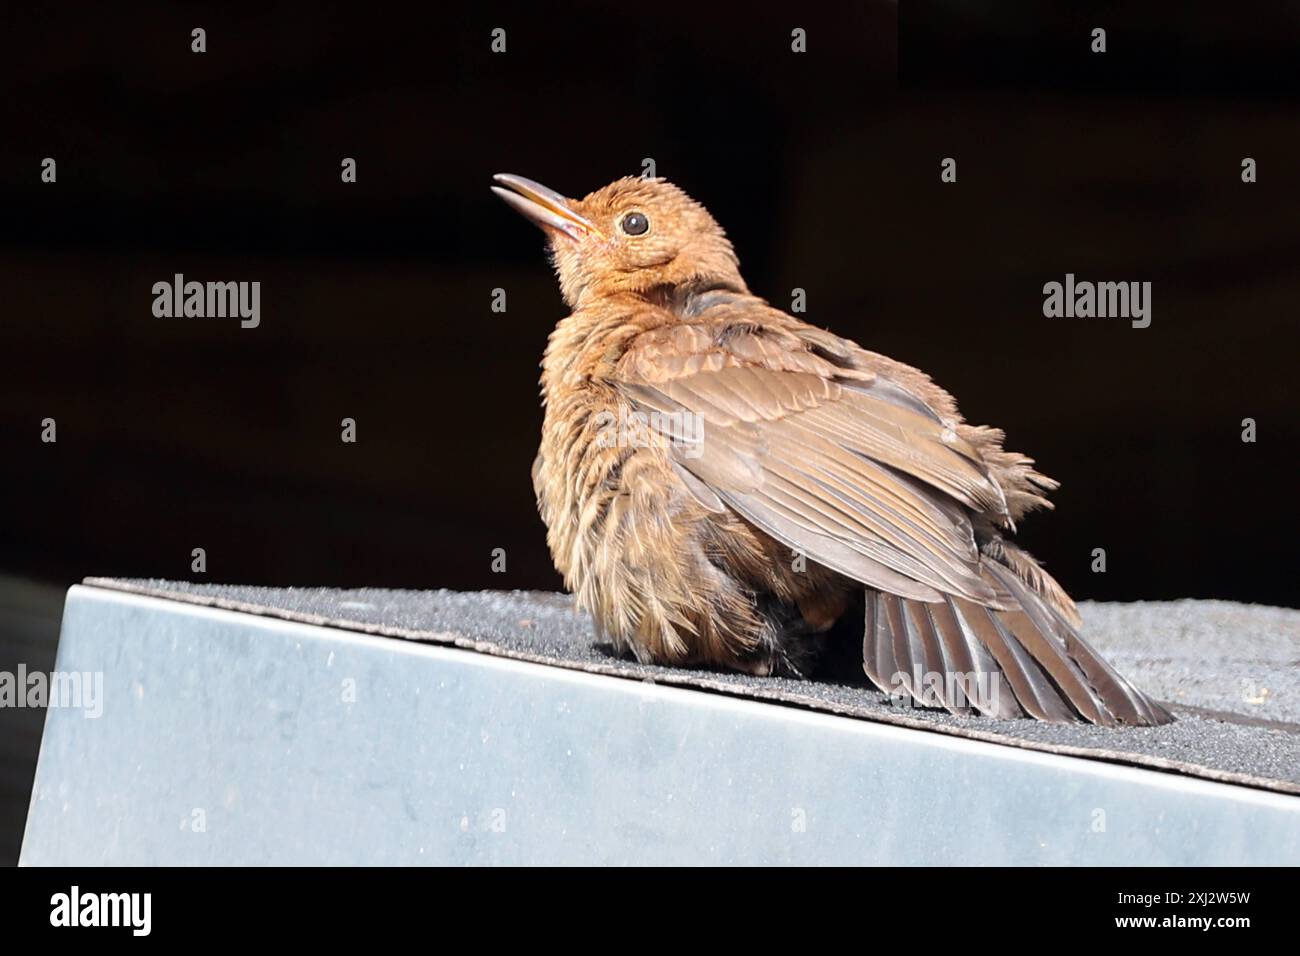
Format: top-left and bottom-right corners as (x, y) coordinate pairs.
(862, 559), (1173, 725)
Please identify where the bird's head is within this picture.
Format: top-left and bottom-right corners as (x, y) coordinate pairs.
(492, 174), (746, 308)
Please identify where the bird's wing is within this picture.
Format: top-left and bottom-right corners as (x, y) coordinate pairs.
(613, 315), (1174, 725)
(612, 318), (1013, 606)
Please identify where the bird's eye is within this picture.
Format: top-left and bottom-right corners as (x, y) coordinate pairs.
(619, 211), (650, 236)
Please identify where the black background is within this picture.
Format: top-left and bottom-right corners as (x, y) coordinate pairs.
(0, 865), (1286, 939)
(2, 0), (1298, 605)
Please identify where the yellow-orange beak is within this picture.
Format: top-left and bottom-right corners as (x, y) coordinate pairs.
(492, 173), (605, 242)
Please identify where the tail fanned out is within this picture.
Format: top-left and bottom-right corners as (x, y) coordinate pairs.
(863, 559), (1173, 726)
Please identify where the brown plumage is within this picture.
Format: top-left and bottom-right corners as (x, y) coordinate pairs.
(493, 173), (1172, 726)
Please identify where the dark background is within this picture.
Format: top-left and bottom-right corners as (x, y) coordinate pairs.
(1, 1), (1298, 863)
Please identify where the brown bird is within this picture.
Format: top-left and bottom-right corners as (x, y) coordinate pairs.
(493, 172), (1172, 726)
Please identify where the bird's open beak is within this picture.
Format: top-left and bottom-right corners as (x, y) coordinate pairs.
(492, 173), (605, 242)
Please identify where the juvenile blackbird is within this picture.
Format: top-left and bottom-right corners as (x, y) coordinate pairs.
(493, 173), (1172, 725)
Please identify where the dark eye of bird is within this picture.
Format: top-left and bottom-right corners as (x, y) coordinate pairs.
(620, 211), (649, 236)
